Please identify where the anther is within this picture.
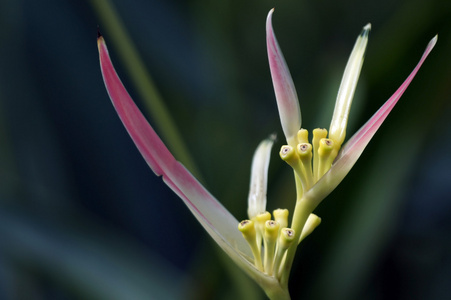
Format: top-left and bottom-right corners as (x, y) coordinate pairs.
(273, 227), (296, 278)
(279, 145), (297, 164)
(279, 228), (296, 248)
(264, 220), (280, 275)
(280, 145), (311, 192)
(317, 138), (338, 178)
(298, 143), (308, 152)
(238, 220), (256, 240)
(240, 220), (250, 225)
(238, 220), (263, 270)
(296, 143), (313, 190)
(265, 220), (280, 241)
(318, 138), (334, 156)
(297, 143), (313, 162)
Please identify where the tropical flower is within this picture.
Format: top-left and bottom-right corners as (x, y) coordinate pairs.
(97, 8), (436, 300)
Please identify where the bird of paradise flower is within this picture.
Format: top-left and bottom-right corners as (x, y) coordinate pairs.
(97, 9), (436, 300)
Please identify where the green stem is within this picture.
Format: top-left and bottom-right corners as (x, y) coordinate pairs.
(279, 171), (315, 287)
(280, 200), (312, 287)
(264, 285), (291, 300)
(89, 0), (202, 180)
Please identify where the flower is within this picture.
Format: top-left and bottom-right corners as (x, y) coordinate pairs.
(266, 9), (436, 287)
(97, 9), (436, 300)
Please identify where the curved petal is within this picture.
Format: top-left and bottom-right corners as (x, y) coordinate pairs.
(329, 24), (370, 146)
(97, 36), (252, 260)
(247, 136), (276, 219)
(305, 35), (437, 207)
(266, 9), (301, 147)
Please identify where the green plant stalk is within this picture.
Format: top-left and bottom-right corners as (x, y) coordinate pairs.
(264, 285), (291, 300)
(279, 174), (315, 288)
(89, 0), (201, 179)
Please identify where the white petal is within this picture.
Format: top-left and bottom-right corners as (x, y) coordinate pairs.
(248, 136), (276, 219)
(329, 24), (371, 146)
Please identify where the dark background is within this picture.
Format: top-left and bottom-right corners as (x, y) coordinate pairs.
(0, 0), (450, 299)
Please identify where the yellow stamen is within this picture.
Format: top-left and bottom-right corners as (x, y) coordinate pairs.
(297, 128), (309, 144)
(280, 145), (310, 193)
(297, 143), (314, 190)
(255, 211), (271, 250)
(273, 209), (289, 231)
(273, 228), (296, 278)
(317, 138), (339, 178)
(312, 128), (328, 182)
(238, 220), (263, 271)
(264, 220), (280, 275)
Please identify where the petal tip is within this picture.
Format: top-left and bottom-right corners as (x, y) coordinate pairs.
(97, 34), (106, 52)
(360, 23), (371, 38)
(268, 133), (277, 142)
(430, 35), (438, 47)
(266, 8), (275, 25)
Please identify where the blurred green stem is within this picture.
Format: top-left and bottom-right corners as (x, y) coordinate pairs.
(89, 0), (202, 179)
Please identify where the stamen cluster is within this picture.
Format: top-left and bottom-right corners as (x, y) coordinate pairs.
(281, 128), (342, 196)
(238, 209), (294, 278)
(238, 128), (339, 279)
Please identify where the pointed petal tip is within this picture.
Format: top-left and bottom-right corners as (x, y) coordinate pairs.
(97, 34), (106, 52)
(419, 34), (438, 61)
(360, 23), (371, 37)
(429, 34), (438, 48)
(266, 8), (275, 25)
(268, 133), (277, 142)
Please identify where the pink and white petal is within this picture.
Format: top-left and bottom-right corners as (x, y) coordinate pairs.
(305, 35), (437, 207)
(266, 9), (301, 147)
(97, 36), (253, 260)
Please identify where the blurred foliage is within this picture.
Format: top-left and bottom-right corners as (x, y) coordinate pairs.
(0, 0), (450, 299)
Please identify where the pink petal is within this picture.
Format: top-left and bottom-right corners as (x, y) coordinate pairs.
(97, 36), (252, 260)
(266, 9), (301, 146)
(305, 35), (438, 205)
